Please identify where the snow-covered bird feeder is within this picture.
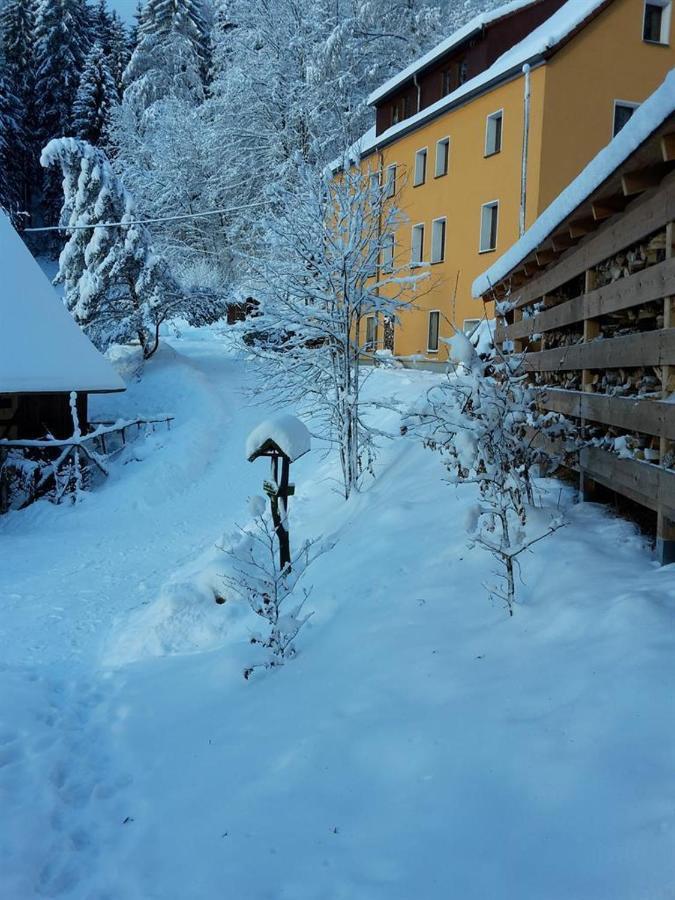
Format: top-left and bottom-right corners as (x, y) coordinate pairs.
(246, 415), (311, 569)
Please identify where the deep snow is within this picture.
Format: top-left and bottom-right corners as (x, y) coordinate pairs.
(1, 332), (675, 899)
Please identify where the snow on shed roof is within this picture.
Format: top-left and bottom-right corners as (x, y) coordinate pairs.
(367, 0), (541, 106)
(246, 415), (311, 463)
(337, 0), (610, 166)
(472, 68), (675, 298)
(0, 213), (126, 394)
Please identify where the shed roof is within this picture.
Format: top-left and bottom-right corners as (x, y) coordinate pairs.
(473, 68), (675, 298)
(0, 212), (126, 395)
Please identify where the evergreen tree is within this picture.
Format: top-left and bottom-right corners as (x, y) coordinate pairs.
(0, 0), (37, 215)
(72, 42), (118, 148)
(34, 0), (92, 142)
(139, 0), (209, 66)
(0, 69), (22, 218)
(40, 137), (180, 359)
(89, 0), (129, 94)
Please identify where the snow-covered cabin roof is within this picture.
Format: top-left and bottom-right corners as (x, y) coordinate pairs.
(472, 68), (675, 297)
(246, 415), (311, 463)
(335, 0), (611, 167)
(367, 0), (543, 106)
(0, 213), (126, 394)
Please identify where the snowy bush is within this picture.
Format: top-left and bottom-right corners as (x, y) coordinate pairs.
(220, 508), (331, 680)
(404, 332), (568, 613)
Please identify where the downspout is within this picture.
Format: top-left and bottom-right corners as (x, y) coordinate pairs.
(519, 63), (531, 237)
(413, 74), (421, 113)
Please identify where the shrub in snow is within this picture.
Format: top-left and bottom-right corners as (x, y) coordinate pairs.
(404, 332), (567, 614)
(220, 509), (331, 679)
(246, 156), (425, 499)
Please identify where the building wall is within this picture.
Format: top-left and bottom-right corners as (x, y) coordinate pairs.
(538, 0), (675, 211)
(370, 65), (547, 359)
(365, 0), (675, 361)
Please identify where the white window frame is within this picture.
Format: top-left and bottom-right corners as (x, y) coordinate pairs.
(643, 0), (671, 43)
(431, 217), (446, 264)
(369, 170), (381, 200)
(485, 109), (504, 157)
(612, 99), (640, 137)
(411, 223), (425, 267)
(384, 164), (396, 199)
(381, 233), (394, 273)
(435, 137), (450, 177)
(365, 315), (377, 350)
(463, 318), (480, 337)
(413, 147), (428, 187)
(427, 310), (441, 353)
(479, 200), (499, 253)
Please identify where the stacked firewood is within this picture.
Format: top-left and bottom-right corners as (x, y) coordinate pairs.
(595, 231), (666, 288)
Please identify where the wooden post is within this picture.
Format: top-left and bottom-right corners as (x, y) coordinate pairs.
(657, 222), (675, 564)
(580, 269), (600, 501)
(268, 453), (292, 571)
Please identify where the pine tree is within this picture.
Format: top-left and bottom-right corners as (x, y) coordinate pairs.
(0, 0), (37, 216)
(0, 70), (22, 218)
(139, 0), (209, 67)
(90, 0), (129, 94)
(40, 137), (180, 359)
(72, 42), (118, 148)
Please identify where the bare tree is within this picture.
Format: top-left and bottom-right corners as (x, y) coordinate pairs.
(246, 154), (426, 499)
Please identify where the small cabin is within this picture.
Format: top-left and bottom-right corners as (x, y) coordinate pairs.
(0, 211), (125, 442)
(473, 71), (675, 563)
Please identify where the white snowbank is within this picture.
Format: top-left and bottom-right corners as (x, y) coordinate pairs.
(0, 212), (125, 394)
(473, 68), (675, 297)
(246, 414), (311, 462)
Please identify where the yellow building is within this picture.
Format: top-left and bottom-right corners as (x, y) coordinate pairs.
(355, 0), (675, 364)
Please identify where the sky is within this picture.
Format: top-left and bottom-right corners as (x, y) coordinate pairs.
(107, 0), (136, 23)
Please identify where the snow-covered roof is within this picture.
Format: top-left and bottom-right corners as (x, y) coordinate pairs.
(367, 0), (541, 105)
(340, 0), (610, 166)
(246, 415), (311, 463)
(472, 68), (675, 297)
(0, 213), (126, 394)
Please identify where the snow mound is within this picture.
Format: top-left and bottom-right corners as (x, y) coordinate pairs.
(246, 414), (311, 462)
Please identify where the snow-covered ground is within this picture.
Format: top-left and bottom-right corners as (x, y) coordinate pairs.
(1, 333), (675, 899)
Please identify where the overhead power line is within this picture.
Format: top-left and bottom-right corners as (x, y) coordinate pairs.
(22, 201), (269, 234)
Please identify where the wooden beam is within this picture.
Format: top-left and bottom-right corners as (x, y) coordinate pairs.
(535, 248), (557, 267)
(591, 197), (625, 221)
(551, 231), (575, 252)
(661, 133), (675, 163)
(622, 168), (662, 197)
(537, 388), (675, 440)
(579, 447), (675, 515)
(569, 218), (596, 239)
(503, 256), (675, 340)
(513, 173), (675, 309)
(524, 327), (675, 372)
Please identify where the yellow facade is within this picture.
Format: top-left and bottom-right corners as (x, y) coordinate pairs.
(366, 0), (675, 362)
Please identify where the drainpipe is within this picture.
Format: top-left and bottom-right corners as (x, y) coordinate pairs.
(519, 63), (531, 237)
(413, 74), (421, 113)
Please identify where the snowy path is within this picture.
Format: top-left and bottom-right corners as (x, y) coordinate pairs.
(2, 336), (675, 899)
(0, 338), (273, 899)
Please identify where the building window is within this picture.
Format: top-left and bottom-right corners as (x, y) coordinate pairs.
(413, 148), (427, 186)
(431, 217), (446, 264)
(485, 110), (503, 156)
(391, 96), (410, 126)
(381, 233), (394, 273)
(458, 60), (468, 85)
(643, 0), (671, 42)
(442, 69), (453, 95)
(411, 223), (424, 266)
(479, 201), (499, 253)
(428, 311), (440, 352)
(369, 170), (380, 201)
(384, 164), (396, 199)
(435, 137), (450, 177)
(613, 100), (639, 137)
(463, 318), (480, 336)
(365, 315), (377, 350)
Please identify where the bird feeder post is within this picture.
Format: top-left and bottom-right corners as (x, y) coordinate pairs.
(246, 415), (311, 574)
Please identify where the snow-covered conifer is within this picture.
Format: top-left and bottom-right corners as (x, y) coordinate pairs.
(41, 137), (179, 358)
(72, 43), (118, 149)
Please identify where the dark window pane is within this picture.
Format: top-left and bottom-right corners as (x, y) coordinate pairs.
(644, 3), (663, 41)
(613, 103), (636, 136)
